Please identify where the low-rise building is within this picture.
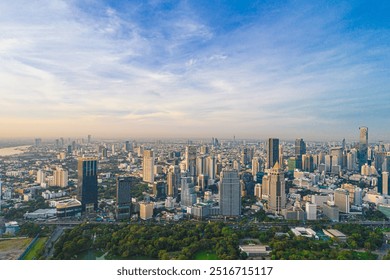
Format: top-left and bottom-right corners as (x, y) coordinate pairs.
(282, 207), (305, 221)
(56, 199), (82, 218)
(4, 221), (20, 235)
(323, 229), (347, 242)
(191, 203), (214, 219)
(291, 227), (317, 238)
(24, 208), (57, 220)
(239, 245), (271, 257)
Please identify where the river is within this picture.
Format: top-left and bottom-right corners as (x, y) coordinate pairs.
(0, 145), (31, 157)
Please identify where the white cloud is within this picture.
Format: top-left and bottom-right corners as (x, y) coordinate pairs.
(0, 1), (389, 140)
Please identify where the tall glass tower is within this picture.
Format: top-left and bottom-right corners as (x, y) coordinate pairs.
(77, 157), (98, 212)
(267, 138), (279, 169)
(359, 127), (368, 170)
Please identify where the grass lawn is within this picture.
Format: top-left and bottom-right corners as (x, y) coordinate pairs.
(193, 250), (219, 260)
(0, 238), (32, 251)
(23, 237), (48, 260)
(0, 238), (32, 260)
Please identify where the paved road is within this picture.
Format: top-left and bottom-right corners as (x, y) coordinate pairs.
(43, 227), (67, 259)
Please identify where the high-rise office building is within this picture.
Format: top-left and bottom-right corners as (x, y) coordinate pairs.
(116, 176), (134, 220)
(325, 155), (332, 173)
(185, 145), (197, 176)
(267, 138), (279, 169)
(269, 162), (286, 214)
(241, 148), (249, 165)
(152, 181), (167, 199)
(219, 169), (241, 216)
(206, 155), (216, 179)
(294, 139), (306, 170)
(197, 174), (208, 191)
(347, 149), (358, 171)
(382, 155), (390, 172)
(143, 149), (154, 183)
(77, 157), (98, 212)
(125, 141), (132, 152)
(200, 145), (209, 155)
(359, 127), (368, 169)
(302, 154), (314, 172)
(180, 176), (196, 208)
(196, 155), (206, 176)
(295, 138), (306, 156)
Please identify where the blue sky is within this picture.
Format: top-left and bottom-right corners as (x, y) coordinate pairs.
(0, 0), (389, 141)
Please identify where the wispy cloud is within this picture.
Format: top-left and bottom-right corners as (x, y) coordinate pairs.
(0, 1), (389, 140)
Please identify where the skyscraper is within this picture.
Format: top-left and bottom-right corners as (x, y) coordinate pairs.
(206, 155), (216, 179)
(125, 141), (132, 152)
(302, 154), (314, 172)
(295, 138), (306, 169)
(180, 176), (196, 208)
(241, 148), (249, 165)
(359, 127), (368, 169)
(143, 149), (154, 183)
(267, 138), (279, 169)
(196, 155), (206, 176)
(268, 162), (286, 214)
(116, 176), (134, 220)
(167, 171), (177, 197)
(185, 145), (197, 176)
(219, 169), (241, 216)
(77, 157), (98, 212)
(347, 149), (358, 171)
(295, 138), (306, 157)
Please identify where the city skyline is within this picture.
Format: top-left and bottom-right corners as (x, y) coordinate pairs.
(1, 1), (390, 139)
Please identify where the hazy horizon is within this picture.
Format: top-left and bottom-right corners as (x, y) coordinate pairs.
(1, 1), (389, 140)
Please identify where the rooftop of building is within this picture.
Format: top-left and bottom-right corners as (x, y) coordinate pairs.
(56, 199), (82, 209)
(323, 229), (346, 238)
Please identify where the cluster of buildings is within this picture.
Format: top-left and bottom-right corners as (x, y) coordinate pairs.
(1, 127), (390, 224)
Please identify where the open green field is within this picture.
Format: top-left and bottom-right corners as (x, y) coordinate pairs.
(23, 237), (48, 260)
(0, 238), (32, 260)
(193, 250), (219, 260)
